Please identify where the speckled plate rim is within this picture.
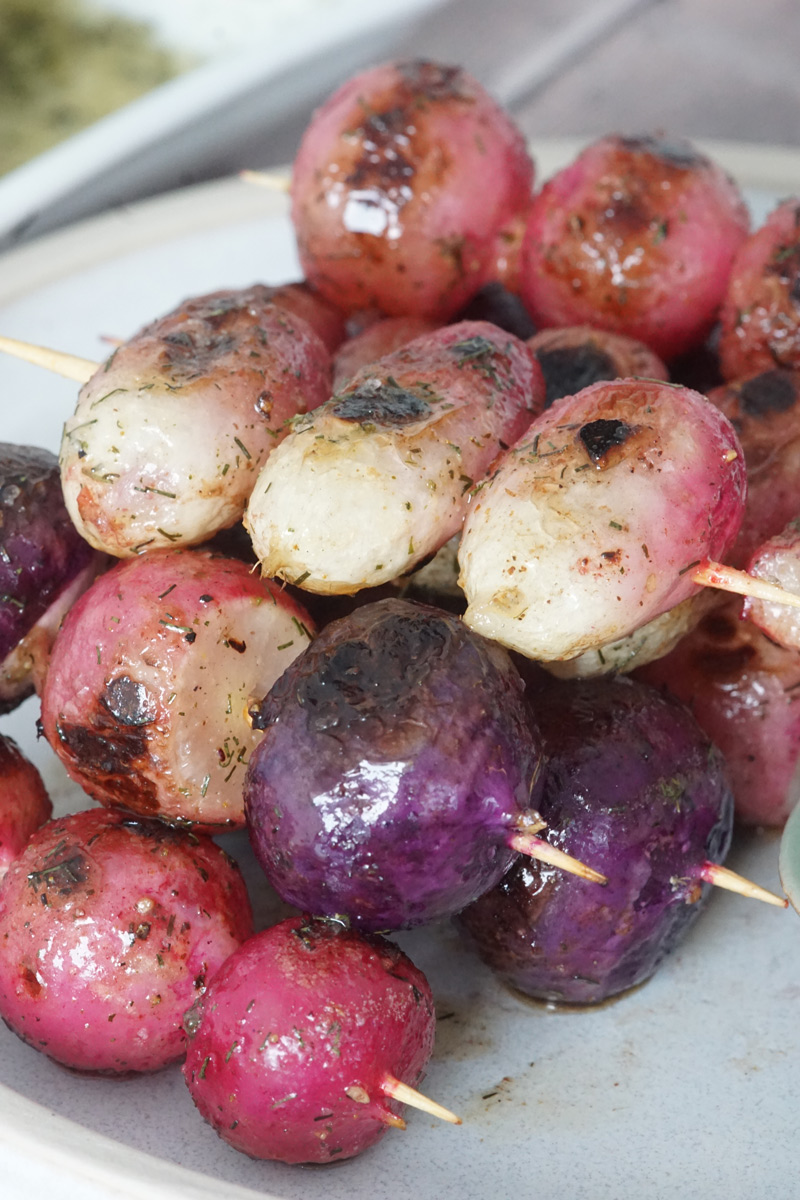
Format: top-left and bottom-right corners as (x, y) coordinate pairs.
(0, 138), (798, 1200)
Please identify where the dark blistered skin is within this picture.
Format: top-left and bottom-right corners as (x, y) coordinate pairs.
(520, 134), (749, 360)
(527, 325), (668, 408)
(457, 674), (733, 1005)
(668, 334), (724, 394)
(183, 916), (435, 1163)
(331, 319), (543, 436)
(291, 60), (534, 320)
(707, 368), (800, 563)
(245, 598), (542, 931)
(718, 198), (800, 380)
(0, 444), (95, 707)
(455, 282), (537, 340)
(0, 808), (252, 1073)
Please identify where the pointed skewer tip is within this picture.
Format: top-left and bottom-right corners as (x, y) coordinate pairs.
(692, 559), (800, 611)
(699, 861), (788, 908)
(380, 1076), (462, 1125)
(509, 832), (608, 885)
(239, 168), (291, 192)
(0, 334), (98, 384)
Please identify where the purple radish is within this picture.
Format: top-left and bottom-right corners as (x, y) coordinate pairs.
(245, 598), (604, 933)
(0, 442), (99, 712)
(458, 672), (781, 1006)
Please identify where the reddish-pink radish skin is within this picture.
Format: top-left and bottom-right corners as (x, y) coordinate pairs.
(519, 135), (749, 361)
(0, 735), (52, 881)
(459, 378), (746, 662)
(61, 286), (332, 558)
(263, 281), (348, 352)
(0, 808), (252, 1074)
(742, 519), (800, 648)
(40, 548), (315, 827)
(707, 368), (800, 565)
(490, 204), (531, 296)
(332, 316), (437, 390)
(637, 594), (800, 826)
(290, 60), (534, 320)
(183, 916), (436, 1164)
(718, 199), (800, 380)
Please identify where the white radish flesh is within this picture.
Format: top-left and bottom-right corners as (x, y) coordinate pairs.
(60, 287), (331, 558)
(246, 321), (544, 594)
(459, 378), (746, 661)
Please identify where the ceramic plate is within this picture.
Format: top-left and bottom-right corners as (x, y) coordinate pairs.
(0, 142), (798, 1200)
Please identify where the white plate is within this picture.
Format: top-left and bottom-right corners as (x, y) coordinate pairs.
(0, 142), (799, 1200)
(0, 0), (445, 252)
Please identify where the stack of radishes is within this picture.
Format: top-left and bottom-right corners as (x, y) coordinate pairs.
(2, 56), (800, 1171)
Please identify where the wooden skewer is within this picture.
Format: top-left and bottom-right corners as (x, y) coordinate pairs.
(380, 1075), (462, 1125)
(698, 861), (788, 908)
(692, 559), (800, 611)
(509, 830), (608, 885)
(0, 334), (97, 384)
(376, 1108), (407, 1130)
(239, 168), (291, 193)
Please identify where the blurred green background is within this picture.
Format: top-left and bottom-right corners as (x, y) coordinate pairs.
(0, 0), (185, 174)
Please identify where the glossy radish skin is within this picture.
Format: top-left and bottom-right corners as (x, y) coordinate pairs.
(41, 548), (314, 827)
(290, 60), (534, 320)
(519, 135), (749, 360)
(718, 198), (800, 380)
(459, 378), (746, 662)
(183, 916), (435, 1163)
(246, 321), (544, 594)
(489, 205), (531, 297)
(707, 368), (800, 564)
(263, 280), (348, 352)
(245, 599), (543, 931)
(637, 594), (800, 826)
(743, 519), (800, 647)
(0, 443), (99, 712)
(456, 281), (536, 340)
(0, 808), (252, 1073)
(332, 316), (436, 390)
(60, 286), (331, 558)
(0, 735), (52, 881)
(527, 325), (668, 408)
(457, 674), (733, 1004)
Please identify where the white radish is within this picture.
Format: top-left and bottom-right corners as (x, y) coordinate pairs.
(458, 378), (746, 661)
(246, 321), (544, 594)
